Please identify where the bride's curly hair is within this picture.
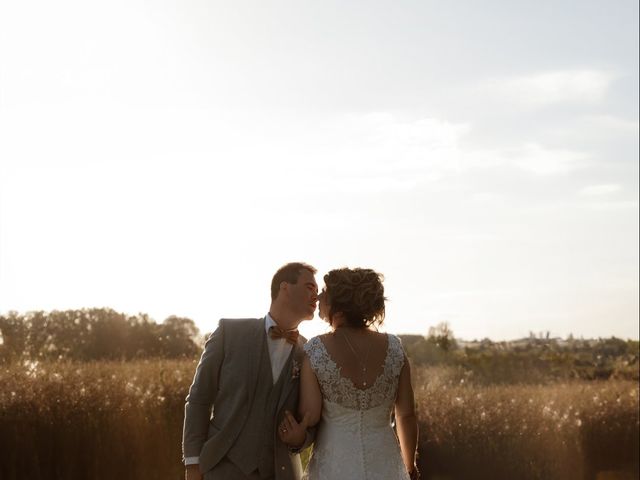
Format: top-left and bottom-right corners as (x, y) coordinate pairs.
(324, 268), (386, 328)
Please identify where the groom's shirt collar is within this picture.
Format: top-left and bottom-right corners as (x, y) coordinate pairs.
(264, 313), (293, 385)
(265, 313), (278, 335)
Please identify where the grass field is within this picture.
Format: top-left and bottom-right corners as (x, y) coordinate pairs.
(0, 360), (637, 479)
(413, 367), (639, 479)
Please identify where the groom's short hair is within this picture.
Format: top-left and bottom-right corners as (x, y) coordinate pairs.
(271, 262), (317, 301)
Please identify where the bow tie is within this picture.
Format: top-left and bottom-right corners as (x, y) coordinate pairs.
(269, 326), (299, 345)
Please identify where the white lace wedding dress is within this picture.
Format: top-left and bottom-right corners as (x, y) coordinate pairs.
(302, 334), (410, 480)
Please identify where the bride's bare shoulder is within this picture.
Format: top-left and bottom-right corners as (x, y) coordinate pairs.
(368, 330), (389, 342)
(317, 332), (335, 345)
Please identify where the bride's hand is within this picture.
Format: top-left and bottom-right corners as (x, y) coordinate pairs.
(278, 410), (310, 448)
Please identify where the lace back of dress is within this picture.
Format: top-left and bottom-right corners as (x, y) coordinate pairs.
(304, 334), (405, 410)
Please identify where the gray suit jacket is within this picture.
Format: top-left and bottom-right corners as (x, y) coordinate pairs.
(182, 318), (309, 480)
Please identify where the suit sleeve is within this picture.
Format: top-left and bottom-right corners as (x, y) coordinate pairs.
(182, 320), (225, 461)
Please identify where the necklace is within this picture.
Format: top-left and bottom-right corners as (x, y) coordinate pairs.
(338, 330), (372, 387)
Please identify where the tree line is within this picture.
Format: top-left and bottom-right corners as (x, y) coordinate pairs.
(400, 322), (640, 383)
(1, 311), (637, 383)
(0, 308), (201, 363)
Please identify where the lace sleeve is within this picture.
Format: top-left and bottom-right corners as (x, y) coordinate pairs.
(387, 334), (406, 378)
(303, 337), (323, 373)
(304, 336), (335, 387)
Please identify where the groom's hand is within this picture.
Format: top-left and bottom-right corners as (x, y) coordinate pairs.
(185, 464), (202, 480)
(278, 410), (310, 448)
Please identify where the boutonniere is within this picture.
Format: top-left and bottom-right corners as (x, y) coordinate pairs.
(291, 359), (301, 380)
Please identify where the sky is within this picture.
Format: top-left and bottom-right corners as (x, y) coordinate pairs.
(0, 0), (638, 341)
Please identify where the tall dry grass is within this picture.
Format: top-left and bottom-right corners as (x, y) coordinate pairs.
(414, 367), (639, 480)
(0, 361), (637, 479)
(0, 359), (192, 479)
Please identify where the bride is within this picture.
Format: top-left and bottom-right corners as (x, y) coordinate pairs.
(278, 268), (419, 480)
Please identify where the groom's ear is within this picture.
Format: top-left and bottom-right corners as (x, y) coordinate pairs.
(275, 281), (290, 301)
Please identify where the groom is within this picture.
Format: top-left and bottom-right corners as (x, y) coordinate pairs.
(183, 262), (318, 480)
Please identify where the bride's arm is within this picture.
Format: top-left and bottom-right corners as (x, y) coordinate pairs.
(298, 353), (322, 427)
(395, 356), (419, 476)
(278, 352), (321, 448)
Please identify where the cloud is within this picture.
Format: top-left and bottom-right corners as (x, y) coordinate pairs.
(295, 114), (591, 195)
(452, 142), (589, 176)
(351, 113), (469, 150)
(511, 143), (590, 175)
(583, 115), (639, 134)
(580, 184), (622, 196)
(283, 112), (471, 193)
(333, 113), (471, 173)
(0, 105), (594, 208)
(581, 200), (639, 211)
(471, 192), (505, 203)
(482, 69), (615, 108)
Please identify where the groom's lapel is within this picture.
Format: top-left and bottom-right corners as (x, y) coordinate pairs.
(246, 318), (266, 404)
(277, 338), (305, 413)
